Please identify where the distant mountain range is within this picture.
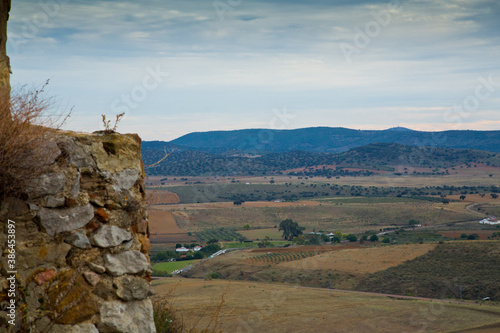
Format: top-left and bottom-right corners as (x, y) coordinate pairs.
(156, 127), (500, 153)
(141, 127), (500, 176)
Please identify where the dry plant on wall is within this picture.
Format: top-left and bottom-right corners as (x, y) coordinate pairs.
(0, 80), (71, 199)
(101, 112), (125, 133)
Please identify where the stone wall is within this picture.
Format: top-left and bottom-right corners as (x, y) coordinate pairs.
(0, 0), (11, 108)
(0, 131), (155, 333)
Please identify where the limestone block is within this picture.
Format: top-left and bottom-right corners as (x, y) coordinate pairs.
(90, 225), (132, 248)
(65, 230), (91, 249)
(58, 136), (97, 169)
(46, 196), (66, 208)
(103, 251), (150, 276)
(51, 323), (99, 333)
(38, 203), (94, 237)
(98, 299), (155, 333)
(112, 169), (140, 190)
(28, 172), (66, 198)
(17, 242), (71, 271)
(83, 271), (100, 286)
(114, 275), (152, 301)
(70, 172), (81, 198)
(88, 262), (106, 274)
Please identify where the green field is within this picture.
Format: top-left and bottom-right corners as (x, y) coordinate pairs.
(152, 260), (200, 274)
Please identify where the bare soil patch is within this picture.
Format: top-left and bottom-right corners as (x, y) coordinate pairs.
(149, 209), (186, 234)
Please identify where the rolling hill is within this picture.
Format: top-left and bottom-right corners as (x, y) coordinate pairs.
(166, 127), (500, 153)
(142, 142), (500, 177)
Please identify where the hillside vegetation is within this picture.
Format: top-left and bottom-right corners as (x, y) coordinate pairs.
(161, 182), (498, 204)
(143, 142), (500, 177)
(167, 127), (500, 153)
(356, 241), (500, 300)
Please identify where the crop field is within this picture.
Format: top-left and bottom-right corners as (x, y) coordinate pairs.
(148, 209), (198, 245)
(194, 228), (245, 241)
(277, 244), (437, 274)
(146, 189), (180, 205)
(148, 209), (186, 234)
(245, 251), (327, 265)
(152, 277), (500, 333)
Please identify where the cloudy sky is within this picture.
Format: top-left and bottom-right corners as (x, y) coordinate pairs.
(7, 0), (500, 140)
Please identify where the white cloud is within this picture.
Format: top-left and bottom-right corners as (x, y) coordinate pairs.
(7, 0), (500, 140)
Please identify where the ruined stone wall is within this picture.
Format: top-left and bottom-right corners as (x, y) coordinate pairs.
(0, 131), (155, 333)
(0, 0), (11, 105)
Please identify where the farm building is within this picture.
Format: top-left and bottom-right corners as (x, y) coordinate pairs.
(175, 247), (190, 253)
(479, 217), (500, 225)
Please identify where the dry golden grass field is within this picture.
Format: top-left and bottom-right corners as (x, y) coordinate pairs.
(146, 189), (180, 205)
(276, 243), (437, 274)
(152, 277), (500, 333)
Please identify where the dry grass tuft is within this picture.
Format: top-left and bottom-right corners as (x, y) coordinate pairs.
(0, 80), (70, 198)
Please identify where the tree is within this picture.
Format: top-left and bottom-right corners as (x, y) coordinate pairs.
(258, 236), (273, 248)
(491, 193), (498, 199)
(207, 239), (219, 245)
(243, 224), (250, 229)
(175, 243), (182, 248)
(409, 219), (420, 226)
(346, 234), (357, 242)
(279, 219), (305, 241)
(382, 237), (391, 243)
(369, 234), (379, 242)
